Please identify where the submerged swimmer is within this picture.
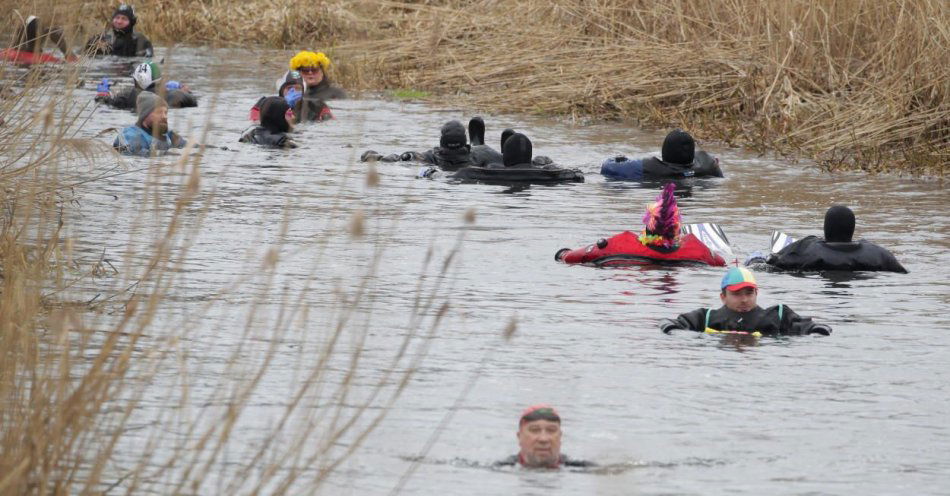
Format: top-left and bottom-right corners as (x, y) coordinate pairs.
(113, 92), (186, 157)
(361, 120), (475, 170)
(760, 206), (907, 273)
(494, 405), (594, 469)
(96, 61), (198, 110)
(86, 4), (154, 58)
(239, 96), (297, 149)
(601, 129), (724, 180)
(659, 267), (832, 336)
(449, 133), (584, 184)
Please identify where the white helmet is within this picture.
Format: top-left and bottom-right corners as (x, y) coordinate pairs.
(132, 61), (162, 89)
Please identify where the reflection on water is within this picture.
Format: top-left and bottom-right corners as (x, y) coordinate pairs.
(32, 46), (950, 495)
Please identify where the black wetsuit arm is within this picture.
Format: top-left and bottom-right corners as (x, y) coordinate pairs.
(166, 89), (198, 108)
(100, 87), (138, 110)
(779, 305), (831, 335)
(660, 308), (707, 333)
(135, 34), (154, 58)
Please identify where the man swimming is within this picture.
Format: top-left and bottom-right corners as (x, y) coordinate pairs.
(494, 405), (594, 469)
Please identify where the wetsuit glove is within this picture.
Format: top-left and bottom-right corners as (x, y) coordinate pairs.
(614, 155), (628, 162)
(658, 318), (681, 334)
(284, 88), (302, 108)
(417, 166), (439, 179)
(360, 150), (382, 162)
(95, 78), (112, 99)
(744, 250), (768, 265)
(809, 324), (832, 336)
(165, 80), (182, 91)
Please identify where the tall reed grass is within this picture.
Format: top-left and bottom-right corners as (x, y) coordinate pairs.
(12, 0), (941, 175)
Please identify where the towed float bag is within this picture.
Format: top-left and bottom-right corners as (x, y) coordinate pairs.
(0, 48), (64, 65)
(555, 231), (726, 267)
(451, 165), (584, 185)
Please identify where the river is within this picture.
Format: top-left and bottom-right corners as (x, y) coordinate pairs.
(39, 47), (950, 495)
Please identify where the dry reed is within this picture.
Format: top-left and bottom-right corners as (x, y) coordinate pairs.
(12, 0), (941, 175)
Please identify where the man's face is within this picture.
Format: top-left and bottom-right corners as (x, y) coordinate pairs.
(517, 419), (561, 468)
(145, 106), (168, 135)
(300, 67), (324, 86)
(112, 15), (130, 30)
(720, 286), (758, 313)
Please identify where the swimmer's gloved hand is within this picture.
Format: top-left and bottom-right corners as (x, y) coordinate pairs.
(614, 155), (628, 162)
(417, 166), (438, 179)
(95, 78), (112, 100)
(361, 150), (382, 162)
(658, 318), (680, 334)
(165, 80), (182, 91)
(532, 155), (553, 166)
(284, 87), (302, 108)
(809, 324), (831, 336)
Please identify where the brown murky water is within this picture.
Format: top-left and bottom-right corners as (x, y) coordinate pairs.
(25, 47), (950, 494)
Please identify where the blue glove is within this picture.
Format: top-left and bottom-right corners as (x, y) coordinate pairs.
(165, 80), (182, 90)
(96, 78), (112, 94)
(284, 87), (302, 108)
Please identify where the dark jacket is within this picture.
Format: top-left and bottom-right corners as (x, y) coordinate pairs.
(305, 79), (347, 101)
(97, 86), (198, 110)
(601, 150), (723, 180)
(659, 304), (831, 336)
(86, 28), (153, 57)
(767, 235), (907, 273)
(239, 126), (296, 148)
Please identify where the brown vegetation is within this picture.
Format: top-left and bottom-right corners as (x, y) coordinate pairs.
(33, 0), (946, 176)
(5, 1), (948, 174)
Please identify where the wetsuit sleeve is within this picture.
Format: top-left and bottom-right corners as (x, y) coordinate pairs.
(136, 34), (154, 58)
(102, 87), (137, 110)
(169, 132), (186, 149)
(780, 306), (831, 335)
(695, 151), (724, 177)
(660, 308), (707, 333)
(879, 250), (908, 273)
(165, 89), (198, 108)
(600, 157), (644, 180)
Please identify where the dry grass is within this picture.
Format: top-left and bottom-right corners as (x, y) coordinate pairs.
(5, 0), (947, 174)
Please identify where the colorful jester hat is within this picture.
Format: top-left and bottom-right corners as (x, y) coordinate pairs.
(639, 183), (682, 249)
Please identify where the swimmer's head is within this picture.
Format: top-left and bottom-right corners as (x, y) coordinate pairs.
(824, 205), (855, 243)
(661, 129), (695, 165)
(502, 133), (532, 166)
(517, 404), (562, 468)
(439, 120), (467, 150)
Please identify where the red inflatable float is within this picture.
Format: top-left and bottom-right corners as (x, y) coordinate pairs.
(556, 230), (726, 266)
(555, 182), (728, 267)
(0, 49), (67, 65)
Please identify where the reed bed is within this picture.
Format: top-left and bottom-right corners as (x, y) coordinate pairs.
(21, 0), (943, 175)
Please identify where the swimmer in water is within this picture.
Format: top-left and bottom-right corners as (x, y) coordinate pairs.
(493, 405), (594, 469)
(762, 205), (907, 273)
(601, 129), (724, 180)
(659, 267), (832, 336)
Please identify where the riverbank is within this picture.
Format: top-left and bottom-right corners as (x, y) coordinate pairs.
(24, 0), (946, 176)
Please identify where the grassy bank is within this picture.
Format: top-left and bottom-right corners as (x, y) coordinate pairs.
(24, 0), (944, 175)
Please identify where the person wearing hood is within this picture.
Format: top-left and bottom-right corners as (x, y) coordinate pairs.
(249, 71), (309, 123)
(762, 206), (907, 273)
(360, 120), (475, 171)
(86, 4), (153, 58)
(659, 267), (832, 337)
(468, 119), (556, 167)
(240, 97), (297, 149)
(449, 133), (584, 184)
(287, 51), (346, 112)
(113, 92), (186, 157)
(95, 61), (198, 110)
(8, 15), (72, 62)
(601, 129), (724, 180)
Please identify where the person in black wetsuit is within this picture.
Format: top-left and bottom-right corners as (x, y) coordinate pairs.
(659, 267), (832, 336)
(765, 206), (908, 273)
(360, 120), (475, 171)
(95, 61), (198, 110)
(86, 4), (154, 58)
(11, 15), (71, 58)
(239, 97), (297, 148)
(601, 129), (724, 180)
(493, 405), (594, 469)
(450, 133), (584, 183)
